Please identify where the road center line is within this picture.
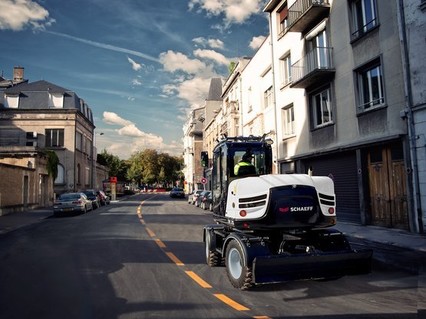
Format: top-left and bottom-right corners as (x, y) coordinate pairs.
(137, 196), (270, 319)
(185, 271), (212, 288)
(213, 293), (250, 311)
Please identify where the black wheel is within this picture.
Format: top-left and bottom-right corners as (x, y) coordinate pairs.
(225, 240), (253, 290)
(205, 229), (222, 267)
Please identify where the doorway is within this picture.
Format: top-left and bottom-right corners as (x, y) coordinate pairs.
(367, 144), (408, 229)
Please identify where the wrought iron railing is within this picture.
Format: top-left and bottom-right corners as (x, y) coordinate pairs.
(288, 0), (330, 27)
(291, 47), (333, 83)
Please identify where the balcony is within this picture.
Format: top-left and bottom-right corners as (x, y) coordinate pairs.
(290, 47), (335, 89)
(287, 0), (330, 34)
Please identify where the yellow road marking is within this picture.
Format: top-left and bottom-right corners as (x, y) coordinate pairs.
(155, 238), (166, 248)
(214, 293), (250, 311)
(185, 271), (212, 289)
(137, 197), (270, 319)
(165, 252), (184, 266)
(146, 227), (156, 238)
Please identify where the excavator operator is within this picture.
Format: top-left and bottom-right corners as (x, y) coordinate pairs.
(234, 151), (256, 176)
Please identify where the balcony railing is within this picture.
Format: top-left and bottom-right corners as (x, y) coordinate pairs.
(287, 0), (330, 33)
(290, 47), (335, 88)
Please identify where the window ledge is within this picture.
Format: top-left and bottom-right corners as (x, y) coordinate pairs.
(311, 122), (334, 132)
(282, 134), (296, 141)
(350, 24), (380, 45)
(356, 104), (387, 117)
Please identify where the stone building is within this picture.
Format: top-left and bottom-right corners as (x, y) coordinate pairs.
(1, 68), (98, 200)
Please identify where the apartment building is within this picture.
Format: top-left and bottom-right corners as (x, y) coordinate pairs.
(263, 0), (423, 232)
(399, 0), (426, 232)
(183, 106), (205, 193)
(0, 69), (97, 197)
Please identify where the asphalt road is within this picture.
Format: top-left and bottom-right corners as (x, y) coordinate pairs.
(0, 193), (422, 319)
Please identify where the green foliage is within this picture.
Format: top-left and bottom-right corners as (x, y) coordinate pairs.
(126, 149), (183, 187)
(44, 149), (59, 180)
(228, 61), (236, 74)
(97, 149), (129, 181)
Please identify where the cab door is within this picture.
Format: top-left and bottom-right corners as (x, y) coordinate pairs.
(212, 146), (227, 217)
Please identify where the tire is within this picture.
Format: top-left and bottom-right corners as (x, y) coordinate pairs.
(225, 240), (253, 290)
(205, 229), (223, 267)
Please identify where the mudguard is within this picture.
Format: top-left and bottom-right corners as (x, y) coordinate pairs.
(252, 248), (372, 284)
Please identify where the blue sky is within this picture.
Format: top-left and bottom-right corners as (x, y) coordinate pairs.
(0, 0), (269, 159)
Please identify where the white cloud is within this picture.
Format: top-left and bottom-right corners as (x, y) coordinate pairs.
(0, 0), (55, 31)
(176, 77), (211, 108)
(103, 111), (133, 126)
(194, 48), (229, 65)
(98, 114), (182, 159)
(188, 0), (265, 26)
(249, 35), (266, 50)
(127, 57), (142, 71)
(159, 50), (207, 74)
(192, 37), (224, 49)
(44, 30), (160, 63)
(131, 79), (142, 86)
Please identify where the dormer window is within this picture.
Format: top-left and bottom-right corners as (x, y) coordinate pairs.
(5, 94), (19, 108)
(48, 93), (64, 108)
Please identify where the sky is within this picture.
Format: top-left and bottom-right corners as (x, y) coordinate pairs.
(0, 0), (269, 159)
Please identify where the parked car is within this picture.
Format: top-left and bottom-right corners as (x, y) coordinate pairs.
(96, 190), (110, 205)
(188, 190), (203, 205)
(82, 189), (101, 209)
(53, 192), (93, 216)
(169, 187), (185, 198)
(195, 190), (211, 207)
(201, 191), (213, 211)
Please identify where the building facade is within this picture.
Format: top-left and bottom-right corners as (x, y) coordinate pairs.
(1, 71), (97, 197)
(182, 0), (425, 233)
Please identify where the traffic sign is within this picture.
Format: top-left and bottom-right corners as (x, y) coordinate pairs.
(201, 177), (207, 185)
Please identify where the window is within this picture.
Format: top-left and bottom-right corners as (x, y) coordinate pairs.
(351, 0), (378, 40)
(45, 129), (64, 147)
(356, 59), (384, 111)
(77, 164), (81, 185)
(55, 164), (65, 185)
(5, 95), (19, 108)
(247, 87), (253, 113)
(264, 86), (273, 109)
(277, 3), (288, 37)
(280, 54), (292, 87)
(48, 93), (64, 108)
(76, 132), (82, 151)
(282, 104), (295, 136)
(310, 87), (333, 128)
(307, 29), (330, 69)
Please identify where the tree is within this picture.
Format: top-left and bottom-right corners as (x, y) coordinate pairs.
(97, 150), (128, 181)
(44, 149), (59, 181)
(126, 149), (184, 187)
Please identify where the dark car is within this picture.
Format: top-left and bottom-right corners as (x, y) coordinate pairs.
(82, 189), (101, 209)
(195, 190), (211, 207)
(200, 191), (213, 211)
(96, 190), (110, 205)
(53, 192), (93, 216)
(188, 190), (203, 205)
(169, 187), (185, 198)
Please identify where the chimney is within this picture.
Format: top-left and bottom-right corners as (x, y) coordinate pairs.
(13, 66), (24, 83)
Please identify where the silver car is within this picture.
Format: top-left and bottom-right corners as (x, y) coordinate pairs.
(53, 192), (93, 216)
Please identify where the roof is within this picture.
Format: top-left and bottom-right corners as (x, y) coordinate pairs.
(4, 80), (70, 94)
(206, 78), (222, 101)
